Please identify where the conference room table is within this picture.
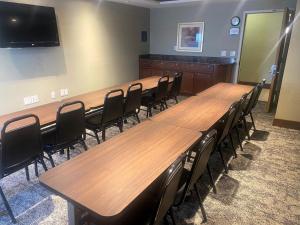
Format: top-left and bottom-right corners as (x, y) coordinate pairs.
(0, 76), (172, 135)
(39, 120), (202, 225)
(151, 83), (253, 133)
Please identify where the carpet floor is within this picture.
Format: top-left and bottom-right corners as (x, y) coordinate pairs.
(0, 99), (299, 225)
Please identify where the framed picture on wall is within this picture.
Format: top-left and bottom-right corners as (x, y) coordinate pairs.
(176, 22), (204, 52)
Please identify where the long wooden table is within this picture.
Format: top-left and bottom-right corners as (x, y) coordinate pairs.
(0, 76), (170, 130)
(39, 120), (201, 222)
(151, 83), (253, 132)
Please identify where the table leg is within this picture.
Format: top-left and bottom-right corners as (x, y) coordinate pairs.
(68, 202), (82, 225)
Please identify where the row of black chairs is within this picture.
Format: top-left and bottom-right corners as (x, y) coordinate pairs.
(79, 80), (265, 225)
(0, 73), (183, 223)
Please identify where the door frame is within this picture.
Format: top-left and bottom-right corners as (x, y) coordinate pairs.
(234, 9), (285, 83)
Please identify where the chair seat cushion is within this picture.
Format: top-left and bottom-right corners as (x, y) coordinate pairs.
(42, 127), (57, 150)
(85, 110), (103, 129)
(141, 93), (155, 107)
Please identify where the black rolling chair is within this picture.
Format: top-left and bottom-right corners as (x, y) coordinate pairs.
(242, 80), (265, 139)
(141, 76), (169, 117)
(86, 89), (124, 144)
(0, 114), (47, 223)
(42, 101), (87, 166)
(124, 83), (143, 123)
(216, 102), (239, 173)
(175, 129), (217, 222)
(168, 72), (183, 104)
(79, 155), (185, 225)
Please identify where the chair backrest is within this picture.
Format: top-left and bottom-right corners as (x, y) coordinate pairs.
(152, 155), (185, 225)
(102, 89), (124, 125)
(0, 114), (42, 177)
(231, 94), (248, 128)
(56, 101), (86, 144)
(170, 72), (183, 97)
(124, 83), (143, 116)
(218, 102), (239, 145)
(244, 85), (258, 115)
(252, 80), (265, 110)
(154, 76), (169, 102)
(181, 130), (217, 202)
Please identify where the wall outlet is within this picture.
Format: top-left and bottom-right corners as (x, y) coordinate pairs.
(24, 96), (32, 105)
(51, 91), (56, 99)
(221, 50), (227, 57)
(24, 95), (39, 105)
(60, 89), (69, 97)
(230, 51), (236, 57)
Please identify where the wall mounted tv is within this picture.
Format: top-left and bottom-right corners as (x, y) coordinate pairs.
(0, 1), (60, 48)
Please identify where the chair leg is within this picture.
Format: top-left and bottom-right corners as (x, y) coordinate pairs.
(0, 186), (17, 224)
(169, 208), (177, 225)
(218, 146), (228, 174)
(207, 165), (216, 194)
(250, 111), (256, 131)
(229, 133), (237, 158)
(46, 152), (55, 168)
(81, 140), (88, 151)
(235, 127), (244, 151)
(40, 156), (48, 172)
(175, 96), (178, 104)
(34, 160), (39, 177)
(243, 116), (251, 140)
(194, 184), (207, 222)
(67, 147), (70, 160)
(135, 113), (141, 123)
(25, 166), (30, 181)
(118, 120), (124, 133)
(164, 100), (168, 109)
(102, 128), (106, 142)
(94, 131), (101, 144)
(149, 106), (153, 117)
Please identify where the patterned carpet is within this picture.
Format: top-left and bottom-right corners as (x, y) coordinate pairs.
(0, 99), (299, 225)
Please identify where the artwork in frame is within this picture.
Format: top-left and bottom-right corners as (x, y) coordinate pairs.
(176, 22), (205, 52)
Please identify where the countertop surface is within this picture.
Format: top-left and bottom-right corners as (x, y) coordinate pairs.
(140, 54), (236, 65)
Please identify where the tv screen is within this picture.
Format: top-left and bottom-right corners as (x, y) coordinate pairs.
(0, 1), (60, 48)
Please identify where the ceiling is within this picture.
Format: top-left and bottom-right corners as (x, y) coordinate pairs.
(107, 0), (241, 8)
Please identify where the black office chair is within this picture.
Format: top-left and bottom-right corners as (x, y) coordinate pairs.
(42, 101), (87, 166)
(229, 94), (249, 151)
(242, 80), (265, 139)
(0, 114), (47, 223)
(141, 76), (169, 117)
(168, 72), (183, 104)
(216, 102), (239, 173)
(124, 83), (143, 123)
(86, 89), (124, 144)
(175, 129), (217, 222)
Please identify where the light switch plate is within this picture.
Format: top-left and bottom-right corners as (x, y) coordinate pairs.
(221, 50), (227, 57)
(51, 91), (56, 99)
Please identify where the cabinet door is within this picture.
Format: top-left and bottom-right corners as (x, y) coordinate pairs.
(140, 68), (153, 78)
(152, 69), (164, 77)
(194, 73), (212, 94)
(181, 72), (194, 95)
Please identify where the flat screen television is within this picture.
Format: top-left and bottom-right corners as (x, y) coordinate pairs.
(0, 1), (60, 48)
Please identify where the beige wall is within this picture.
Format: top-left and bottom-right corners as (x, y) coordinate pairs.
(0, 0), (149, 115)
(275, 0), (300, 122)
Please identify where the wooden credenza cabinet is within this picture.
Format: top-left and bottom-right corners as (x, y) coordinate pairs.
(139, 55), (235, 95)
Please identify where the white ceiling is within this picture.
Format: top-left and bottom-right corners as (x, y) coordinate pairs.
(107, 0), (241, 8)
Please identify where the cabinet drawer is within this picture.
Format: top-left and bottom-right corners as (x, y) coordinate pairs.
(140, 59), (152, 68)
(191, 64), (214, 73)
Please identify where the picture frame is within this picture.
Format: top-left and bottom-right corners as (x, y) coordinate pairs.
(176, 22), (205, 52)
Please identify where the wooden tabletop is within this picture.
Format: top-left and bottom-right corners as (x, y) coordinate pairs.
(39, 120), (201, 217)
(0, 76), (169, 130)
(151, 83), (253, 132)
